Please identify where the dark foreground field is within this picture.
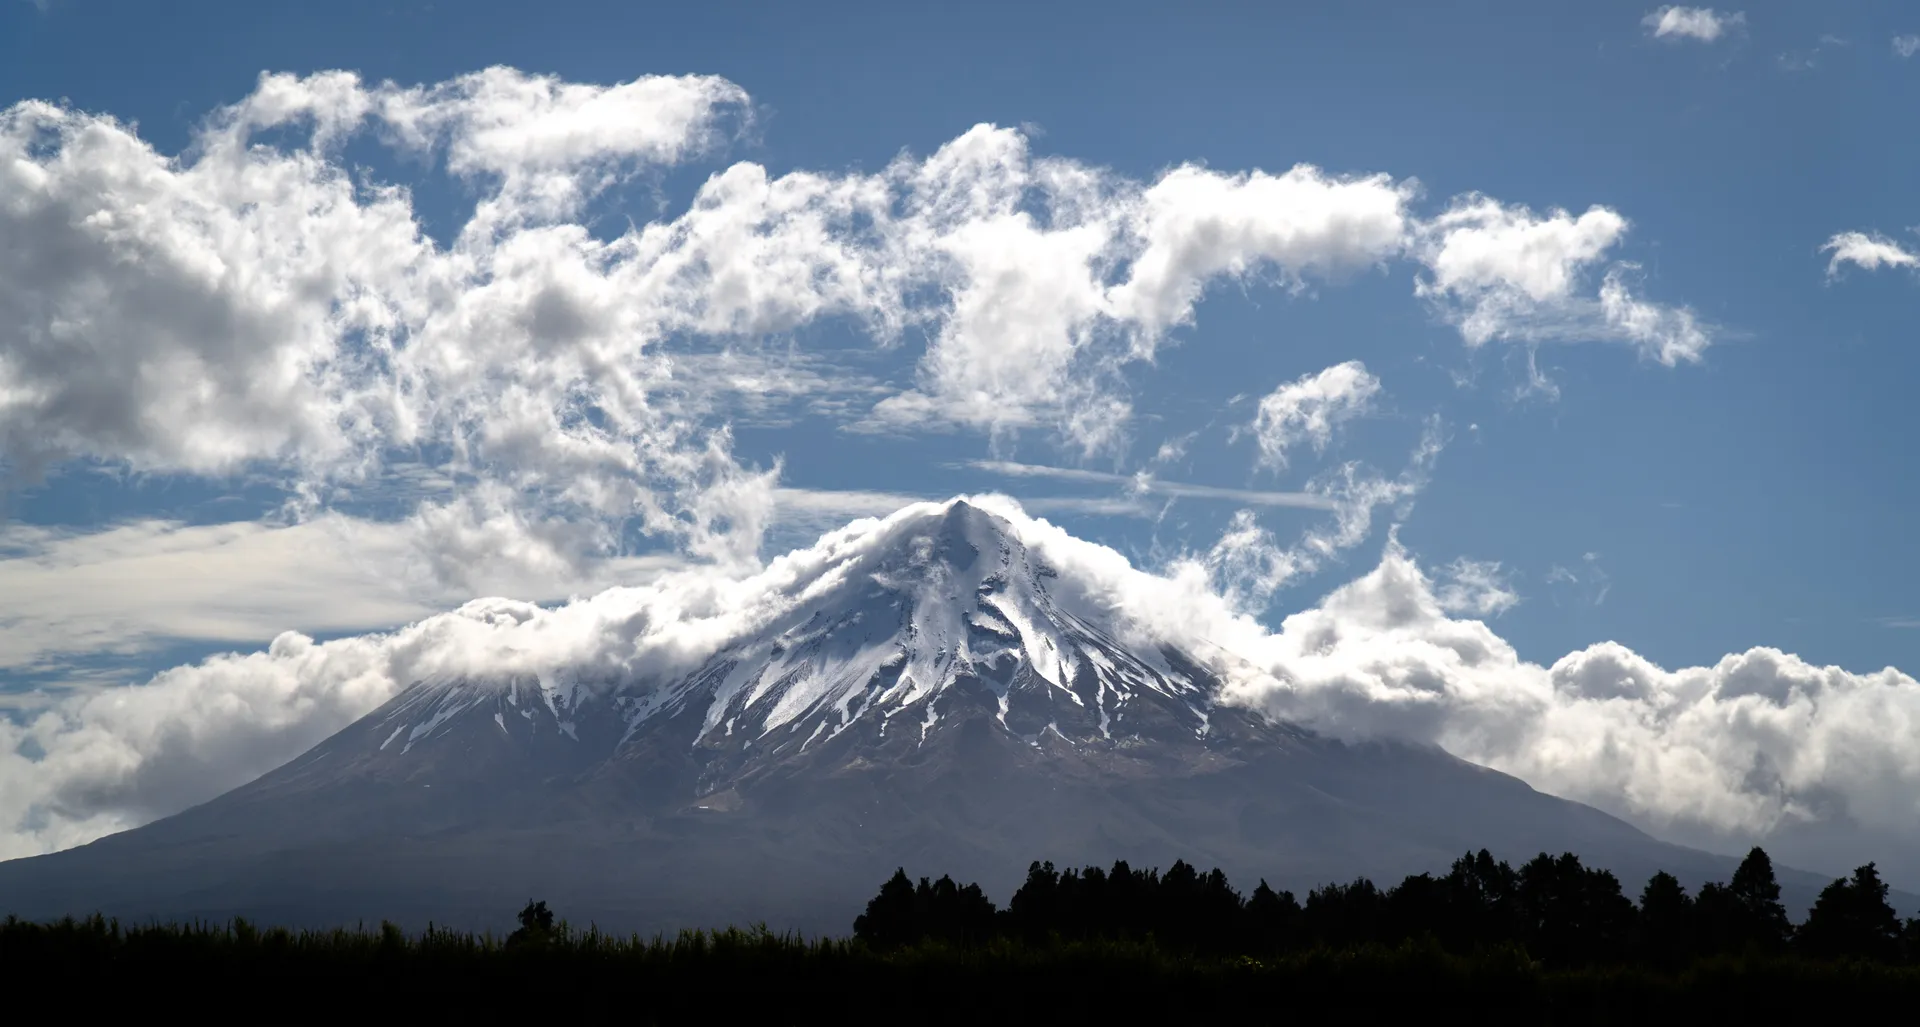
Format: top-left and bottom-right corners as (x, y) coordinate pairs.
(4, 916), (1919, 1023)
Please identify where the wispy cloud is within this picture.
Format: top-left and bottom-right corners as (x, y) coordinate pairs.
(0, 516), (687, 679)
(1896, 35), (1920, 58)
(1824, 231), (1920, 276)
(963, 460), (1337, 510)
(1546, 551), (1612, 607)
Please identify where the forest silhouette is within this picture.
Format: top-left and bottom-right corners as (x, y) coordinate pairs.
(6, 845), (1920, 1020)
(855, 847), (1920, 967)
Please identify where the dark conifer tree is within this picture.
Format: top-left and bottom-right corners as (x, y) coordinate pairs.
(1440, 849), (1518, 949)
(1304, 878), (1386, 948)
(1194, 866), (1245, 950)
(1005, 860), (1061, 941)
(1637, 871), (1695, 966)
(1727, 846), (1793, 952)
(853, 869), (918, 946)
(1384, 873), (1445, 945)
(1797, 863), (1902, 962)
(1693, 881), (1742, 955)
(1514, 853), (1636, 965)
(1246, 880), (1302, 951)
(1159, 859), (1202, 944)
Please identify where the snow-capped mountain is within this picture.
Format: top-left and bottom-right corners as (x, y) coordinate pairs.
(352, 501), (1219, 786)
(0, 501), (1851, 933)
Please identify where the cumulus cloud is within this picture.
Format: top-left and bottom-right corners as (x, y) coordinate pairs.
(1201, 541), (1920, 875)
(0, 67), (777, 582)
(1822, 231), (1920, 277)
(0, 71), (1739, 862)
(862, 150), (1415, 453)
(1, 68), (1703, 596)
(1246, 361), (1381, 471)
(1642, 6), (1745, 43)
(1413, 197), (1709, 366)
(1107, 164), (1413, 338)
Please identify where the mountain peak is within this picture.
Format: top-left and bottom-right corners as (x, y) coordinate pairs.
(339, 494), (1215, 773)
(882, 497), (1020, 566)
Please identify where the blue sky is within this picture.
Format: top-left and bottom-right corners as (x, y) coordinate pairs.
(5, 0), (1915, 677)
(3, 1), (1920, 868)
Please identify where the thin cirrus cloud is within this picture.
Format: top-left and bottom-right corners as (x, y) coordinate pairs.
(1641, 6), (1746, 43)
(0, 515), (690, 681)
(962, 459), (1337, 510)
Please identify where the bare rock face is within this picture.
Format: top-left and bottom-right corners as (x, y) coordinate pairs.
(0, 501), (1850, 933)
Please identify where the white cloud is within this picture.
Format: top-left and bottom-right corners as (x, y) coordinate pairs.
(1246, 361), (1381, 471)
(1108, 164), (1414, 339)
(1642, 7), (1746, 43)
(1597, 266), (1712, 365)
(0, 68), (779, 584)
(1414, 197), (1710, 365)
(1896, 35), (1920, 58)
(1185, 419), (1442, 612)
(1822, 231), (1920, 276)
(11, 497), (1912, 875)
(863, 146), (1415, 453)
(1433, 557), (1520, 617)
(0, 82), (1422, 552)
(1196, 538), (1920, 873)
(1420, 198), (1628, 308)
(1, 69), (1706, 590)
(0, 515), (686, 678)
(376, 67), (749, 222)
(0, 504), (957, 857)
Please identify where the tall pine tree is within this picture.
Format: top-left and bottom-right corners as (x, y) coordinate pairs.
(1796, 863), (1902, 961)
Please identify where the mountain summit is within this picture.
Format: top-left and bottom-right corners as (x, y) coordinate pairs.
(0, 500), (1834, 931)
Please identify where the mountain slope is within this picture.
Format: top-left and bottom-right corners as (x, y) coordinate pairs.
(0, 501), (1862, 932)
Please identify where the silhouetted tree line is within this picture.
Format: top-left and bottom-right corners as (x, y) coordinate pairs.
(9, 867), (1920, 1021)
(856, 847), (1920, 967)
